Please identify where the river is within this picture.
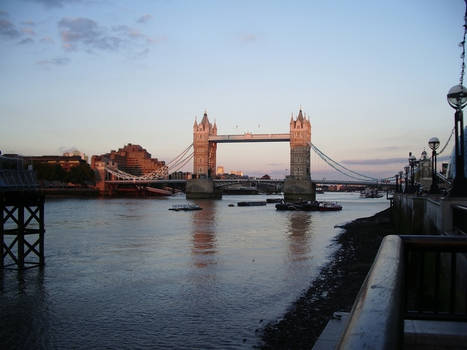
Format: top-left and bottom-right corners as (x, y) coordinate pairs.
(0, 192), (388, 349)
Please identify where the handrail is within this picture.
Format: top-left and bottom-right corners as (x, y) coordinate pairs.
(337, 234), (467, 349)
(337, 235), (404, 349)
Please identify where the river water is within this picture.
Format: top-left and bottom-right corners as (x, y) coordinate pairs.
(0, 192), (388, 349)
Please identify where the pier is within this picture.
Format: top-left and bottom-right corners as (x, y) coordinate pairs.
(0, 169), (45, 270)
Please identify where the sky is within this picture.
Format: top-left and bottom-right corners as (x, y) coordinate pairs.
(0, 0), (465, 179)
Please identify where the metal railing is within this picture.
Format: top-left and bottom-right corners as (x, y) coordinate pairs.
(403, 235), (467, 321)
(338, 235), (467, 349)
(453, 204), (467, 236)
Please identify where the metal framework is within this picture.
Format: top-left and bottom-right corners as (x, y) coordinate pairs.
(1, 191), (45, 269)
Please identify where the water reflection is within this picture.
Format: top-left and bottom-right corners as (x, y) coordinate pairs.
(190, 200), (218, 268)
(0, 268), (50, 349)
(287, 212), (312, 261)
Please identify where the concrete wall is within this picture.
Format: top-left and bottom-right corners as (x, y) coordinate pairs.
(393, 193), (467, 234)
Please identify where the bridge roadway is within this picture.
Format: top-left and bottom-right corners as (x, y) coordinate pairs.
(208, 133), (290, 143)
(105, 178), (394, 187)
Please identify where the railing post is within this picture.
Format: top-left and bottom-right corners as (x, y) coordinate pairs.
(338, 235), (404, 349)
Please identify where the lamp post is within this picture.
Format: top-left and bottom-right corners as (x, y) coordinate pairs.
(447, 84), (467, 196)
(428, 137), (440, 193)
(404, 166), (410, 194)
(399, 171), (403, 193)
(409, 153), (416, 192)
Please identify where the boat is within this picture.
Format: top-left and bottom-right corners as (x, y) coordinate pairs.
(169, 204), (202, 211)
(316, 201), (343, 211)
(266, 198), (283, 203)
(360, 188), (383, 198)
(237, 201), (267, 206)
(275, 200), (342, 211)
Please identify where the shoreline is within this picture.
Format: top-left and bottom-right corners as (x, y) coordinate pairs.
(260, 207), (397, 349)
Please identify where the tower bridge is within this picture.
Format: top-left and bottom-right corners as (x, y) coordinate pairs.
(93, 108), (395, 197)
(189, 109), (314, 200)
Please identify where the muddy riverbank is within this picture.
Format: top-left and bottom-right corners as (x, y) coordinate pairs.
(260, 207), (397, 349)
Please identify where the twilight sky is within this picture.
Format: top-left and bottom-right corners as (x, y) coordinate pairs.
(0, 0), (464, 179)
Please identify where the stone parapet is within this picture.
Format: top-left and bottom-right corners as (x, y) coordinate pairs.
(186, 178), (222, 199)
(283, 177), (315, 202)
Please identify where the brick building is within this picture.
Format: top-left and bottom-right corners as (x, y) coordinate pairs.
(91, 143), (166, 176)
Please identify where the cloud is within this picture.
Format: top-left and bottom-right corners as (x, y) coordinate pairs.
(40, 36), (54, 44)
(59, 17), (122, 51)
(341, 157), (409, 166)
(25, 0), (81, 8)
(37, 57), (70, 67)
(58, 17), (159, 56)
(137, 14), (152, 24)
(0, 10), (8, 17)
(22, 20), (36, 26)
(22, 27), (36, 35)
(112, 25), (144, 40)
(240, 33), (257, 43)
(0, 19), (22, 39)
(18, 37), (34, 45)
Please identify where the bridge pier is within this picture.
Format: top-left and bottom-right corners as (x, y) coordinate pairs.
(186, 178), (222, 199)
(1, 191), (45, 269)
(283, 177), (316, 202)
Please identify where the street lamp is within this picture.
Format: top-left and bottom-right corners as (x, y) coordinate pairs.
(404, 166), (410, 193)
(428, 137), (440, 193)
(399, 171), (403, 193)
(447, 84), (467, 196)
(409, 153), (416, 191)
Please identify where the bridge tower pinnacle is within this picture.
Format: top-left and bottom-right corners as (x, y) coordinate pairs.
(193, 112), (217, 178)
(289, 109), (311, 179)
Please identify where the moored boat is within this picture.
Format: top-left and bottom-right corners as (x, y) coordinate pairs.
(237, 201), (267, 206)
(275, 200), (342, 211)
(169, 204), (202, 211)
(266, 198), (283, 203)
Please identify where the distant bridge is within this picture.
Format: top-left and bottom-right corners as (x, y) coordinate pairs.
(104, 178), (394, 187)
(208, 133), (291, 143)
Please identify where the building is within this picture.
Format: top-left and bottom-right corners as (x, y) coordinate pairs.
(216, 166), (224, 176)
(91, 143), (166, 177)
(289, 109), (311, 179)
(22, 155), (86, 171)
(63, 150), (88, 162)
(193, 112), (217, 177)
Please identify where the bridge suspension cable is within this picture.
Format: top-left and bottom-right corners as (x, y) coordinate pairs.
(437, 127), (455, 156)
(169, 152), (194, 174)
(310, 143), (379, 182)
(166, 144), (193, 167)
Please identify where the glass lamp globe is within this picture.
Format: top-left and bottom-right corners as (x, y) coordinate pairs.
(409, 155), (416, 165)
(428, 137), (440, 151)
(447, 85), (467, 109)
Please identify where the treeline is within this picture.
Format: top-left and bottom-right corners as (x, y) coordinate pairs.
(34, 163), (95, 185)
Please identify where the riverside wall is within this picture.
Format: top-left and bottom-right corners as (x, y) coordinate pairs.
(393, 193), (467, 235)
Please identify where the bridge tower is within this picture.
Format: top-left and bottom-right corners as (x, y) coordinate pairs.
(290, 109), (311, 178)
(193, 112), (217, 178)
(187, 112), (221, 199)
(284, 109), (315, 202)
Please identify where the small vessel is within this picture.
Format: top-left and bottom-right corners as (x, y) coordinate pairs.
(228, 204), (235, 207)
(169, 203), (202, 211)
(316, 201), (342, 211)
(237, 201), (267, 206)
(266, 198), (283, 203)
(360, 188), (383, 198)
(275, 200), (342, 211)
